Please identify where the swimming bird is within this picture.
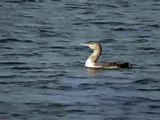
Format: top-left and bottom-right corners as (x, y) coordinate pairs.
(81, 42), (130, 69)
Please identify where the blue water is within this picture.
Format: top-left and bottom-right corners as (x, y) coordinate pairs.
(0, 0), (160, 120)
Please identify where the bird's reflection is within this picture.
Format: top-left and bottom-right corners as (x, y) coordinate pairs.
(87, 68), (103, 76)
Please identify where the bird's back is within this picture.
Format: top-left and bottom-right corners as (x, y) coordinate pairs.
(102, 62), (130, 69)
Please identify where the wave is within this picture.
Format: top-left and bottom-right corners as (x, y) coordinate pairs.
(0, 38), (34, 43)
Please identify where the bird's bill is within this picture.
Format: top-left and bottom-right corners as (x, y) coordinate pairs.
(80, 43), (90, 47)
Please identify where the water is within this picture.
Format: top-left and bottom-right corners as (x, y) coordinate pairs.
(0, 0), (160, 120)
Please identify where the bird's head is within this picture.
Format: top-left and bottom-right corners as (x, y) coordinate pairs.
(81, 42), (102, 51)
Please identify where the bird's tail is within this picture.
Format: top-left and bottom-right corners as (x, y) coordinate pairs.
(119, 62), (130, 68)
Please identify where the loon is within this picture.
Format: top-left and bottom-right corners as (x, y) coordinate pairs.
(81, 42), (130, 69)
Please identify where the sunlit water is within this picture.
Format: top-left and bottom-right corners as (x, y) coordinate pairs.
(0, 0), (160, 120)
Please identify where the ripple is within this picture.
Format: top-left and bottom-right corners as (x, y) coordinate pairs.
(91, 21), (141, 26)
(131, 39), (148, 43)
(0, 46), (13, 49)
(49, 46), (67, 50)
(78, 83), (96, 90)
(6, 0), (39, 3)
(146, 24), (160, 28)
(0, 61), (27, 65)
(3, 52), (42, 57)
(137, 47), (158, 53)
(11, 66), (32, 70)
(0, 75), (20, 79)
(138, 47), (157, 51)
(0, 38), (21, 43)
(67, 109), (85, 113)
(39, 29), (61, 37)
(81, 11), (95, 15)
(137, 88), (160, 91)
(111, 27), (136, 31)
(133, 78), (158, 84)
(0, 38), (34, 43)
(64, 3), (93, 10)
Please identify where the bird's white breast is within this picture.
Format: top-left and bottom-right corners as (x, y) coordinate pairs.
(85, 58), (96, 68)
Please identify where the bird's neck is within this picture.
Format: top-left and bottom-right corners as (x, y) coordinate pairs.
(85, 49), (101, 67)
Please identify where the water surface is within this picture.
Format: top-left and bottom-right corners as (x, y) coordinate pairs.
(0, 0), (160, 120)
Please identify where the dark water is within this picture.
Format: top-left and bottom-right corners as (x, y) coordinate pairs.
(0, 0), (160, 120)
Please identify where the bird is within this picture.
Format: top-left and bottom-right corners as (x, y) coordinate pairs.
(81, 42), (130, 69)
